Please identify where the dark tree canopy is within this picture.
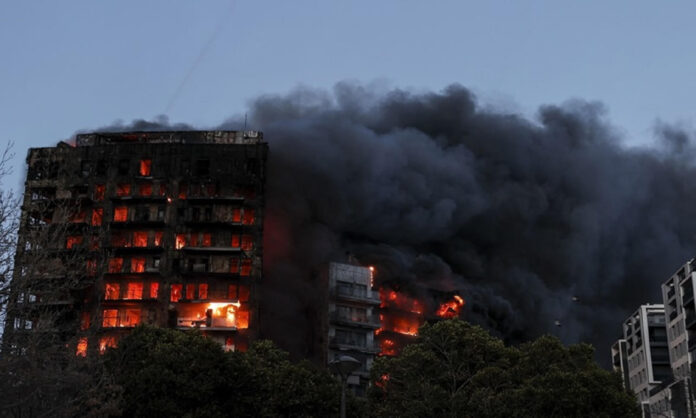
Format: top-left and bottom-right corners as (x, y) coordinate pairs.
(369, 319), (640, 418)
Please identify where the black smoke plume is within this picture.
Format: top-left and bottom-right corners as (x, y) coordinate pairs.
(93, 83), (696, 366)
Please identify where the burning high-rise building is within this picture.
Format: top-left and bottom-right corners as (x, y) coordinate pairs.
(3, 130), (267, 355)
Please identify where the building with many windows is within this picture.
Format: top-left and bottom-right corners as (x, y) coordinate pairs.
(3, 130), (267, 355)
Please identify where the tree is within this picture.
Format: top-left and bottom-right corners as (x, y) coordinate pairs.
(369, 319), (640, 418)
(106, 325), (342, 418)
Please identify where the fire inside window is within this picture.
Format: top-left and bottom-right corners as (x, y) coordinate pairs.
(76, 338), (88, 357)
(150, 282), (159, 299)
(109, 257), (124, 273)
(91, 208), (103, 226)
(131, 257), (146, 273)
(116, 183), (131, 197)
(232, 208), (241, 223)
(94, 184), (105, 201)
(66, 236), (83, 249)
(171, 284), (183, 302)
(99, 336), (117, 353)
(231, 235), (240, 248)
(240, 259), (252, 276)
(102, 309), (118, 327)
(243, 209), (255, 225)
(202, 233), (212, 247)
(71, 209), (87, 223)
(154, 231), (163, 246)
(105, 283), (120, 300)
(139, 183), (152, 196)
(113, 207), (128, 222)
(175, 234), (186, 249)
(139, 159), (152, 176)
(133, 231), (148, 247)
(126, 282), (143, 299)
(241, 235), (253, 251)
(199, 283), (208, 299)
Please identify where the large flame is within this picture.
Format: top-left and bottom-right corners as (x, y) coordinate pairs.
(436, 295), (465, 319)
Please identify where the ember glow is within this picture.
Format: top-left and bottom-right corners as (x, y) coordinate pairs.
(379, 288), (424, 314)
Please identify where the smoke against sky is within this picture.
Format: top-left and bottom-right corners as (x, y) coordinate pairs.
(92, 82), (696, 365)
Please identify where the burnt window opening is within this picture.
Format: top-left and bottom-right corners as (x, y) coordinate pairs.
(134, 206), (149, 222)
(156, 206), (166, 221)
(139, 183), (152, 196)
(80, 161), (91, 177)
(118, 159), (130, 175)
(246, 158), (258, 175)
(30, 188), (55, 201)
(116, 183), (131, 197)
(94, 184), (106, 201)
(192, 208), (201, 222)
(181, 159), (191, 175)
(151, 257), (161, 270)
(195, 159), (209, 176)
(204, 207), (212, 222)
(96, 159), (107, 176)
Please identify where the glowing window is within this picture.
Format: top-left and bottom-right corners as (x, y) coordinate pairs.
(150, 282), (159, 299)
(139, 159), (152, 176)
(91, 208), (103, 226)
(178, 183), (187, 199)
(189, 233), (198, 247)
(231, 235), (240, 248)
(108, 258), (123, 273)
(71, 210), (87, 223)
(236, 311), (249, 329)
(105, 283), (120, 300)
(99, 336), (117, 354)
(154, 231), (163, 246)
(66, 236), (83, 249)
(94, 184), (105, 201)
(126, 282), (143, 300)
(186, 284), (195, 300)
(175, 234), (186, 249)
(123, 309), (140, 327)
(170, 284), (182, 302)
(87, 259), (97, 276)
(131, 257), (146, 273)
(241, 235), (253, 251)
(240, 259), (252, 276)
(239, 285), (250, 302)
(102, 309), (118, 327)
(80, 312), (91, 330)
(116, 184), (131, 197)
(228, 284), (238, 299)
(232, 208), (242, 223)
(202, 233), (212, 247)
(199, 283), (208, 300)
(133, 231), (148, 247)
(76, 338), (88, 357)
(230, 258), (239, 274)
(242, 209), (255, 225)
(113, 207), (128, 222)
(139, 183), (152, 196)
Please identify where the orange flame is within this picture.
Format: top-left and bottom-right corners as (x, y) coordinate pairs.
(436, 295), (465, 319)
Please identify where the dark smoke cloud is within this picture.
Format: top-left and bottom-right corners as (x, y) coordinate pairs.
(87, 83), (696, 366)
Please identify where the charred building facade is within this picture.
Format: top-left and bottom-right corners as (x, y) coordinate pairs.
(3, 131), (267, 355)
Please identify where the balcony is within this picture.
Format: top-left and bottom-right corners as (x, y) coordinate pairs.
(329, 337), (379, 353)
(330, 312), (381, 329)
(330, 288), (380, 305)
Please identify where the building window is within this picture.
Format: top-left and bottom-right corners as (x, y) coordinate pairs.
(99, 336), (117, 353)
(118, 159), (129, 175)
(239, 285), (249, 302)
(116, 184), (131, 197)
(159, 183), (167, 196)
(243, 209), (255, 225)
(178, 183), (187, 200)
(131, 257), (146, 273)
(94, 184), (105, 201)
(126, 282), (143, 299)
(81, 161), (91, 177)
(133, 231), (148, 247)
(139, 183), (152, 196)
(241, 235), (253, 251)
(111, 231), (129, 247)
(230, 257), (239, 274)
(196, 159), (210, 176)
(96, 159), (107, 176)
(113, 207), (128, 222)
(231, 235), (240, 248)
(199, 283), (208, 300)
(228, 284), (238, 299)
(202, 233), (212, 247)
(108, 258), (124, 273)
(102, 309), (118, 327)
(232, 208), (242, 223)
(91, 208), (103, 226)
(154, 231), (163, 246)
(105, 283), (120, 300)
(81, 312), (91, 330)
(170, 284), (182, 302)
(66, 235), (83, 249)
(123, 309), (141, 327)
(139, 159), (152, 176)
(150, 282), (159, 299)
(76, 338), (88, 357)
(206, 183), (217, 196)
(176, 234), (186, 249)
(240, 259), (252, 276)
(71, 209), (87, 223)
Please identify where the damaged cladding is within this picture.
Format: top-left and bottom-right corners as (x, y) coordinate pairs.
(3, 130), (267, 354)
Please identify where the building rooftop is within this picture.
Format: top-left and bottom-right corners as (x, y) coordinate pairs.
(75, 130), (263, 146)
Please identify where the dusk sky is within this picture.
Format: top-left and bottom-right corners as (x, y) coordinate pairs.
(3, 1), (696, 190)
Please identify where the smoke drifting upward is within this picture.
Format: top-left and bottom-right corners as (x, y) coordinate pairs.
(221, 83), (696, 366)
(85, 82), (696, 366)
